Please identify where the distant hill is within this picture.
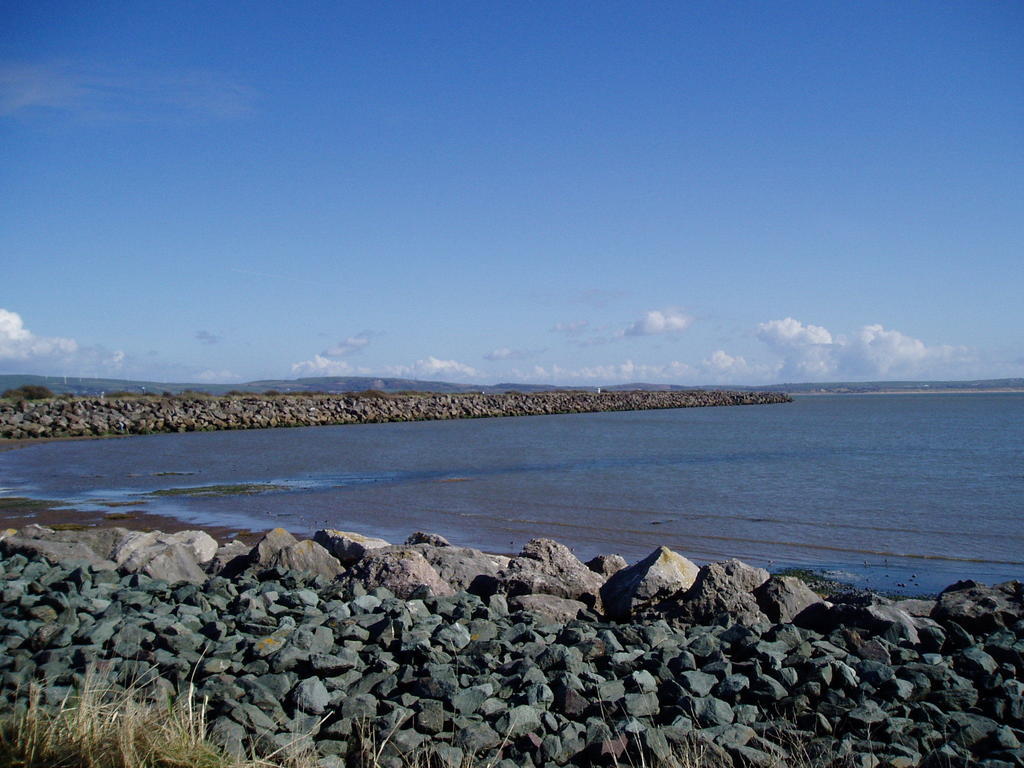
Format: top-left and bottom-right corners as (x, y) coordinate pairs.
(2, 373), (1022, 398)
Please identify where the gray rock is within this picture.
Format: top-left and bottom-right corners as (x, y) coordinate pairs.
(267, 540), (344, 580)
(343, 547), (454, 598)
(291, 677), (330, 715)
(313, 529), (389, 565)
(113, 532), (208, 584)
(687, 696), (734, 727)
(499, 538), (605, 610)
(933, 580), (1024, 633)
(600, 546), (700, 621)
(586, 553), (628, 578)
(754, 575), (824, 623)
(405, 531), (451, 547)
(669, 559), (770, 625)
(408, 544), (504, 594)
(251, 527), (299, 564)
(509, 594), (587, 624)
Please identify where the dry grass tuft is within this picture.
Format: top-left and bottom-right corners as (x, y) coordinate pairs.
(0, 672), (317, 768)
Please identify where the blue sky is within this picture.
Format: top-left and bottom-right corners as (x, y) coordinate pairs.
(2, 1), (1022, 385)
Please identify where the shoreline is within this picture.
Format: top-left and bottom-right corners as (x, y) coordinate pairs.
(0, 499), (932, 600)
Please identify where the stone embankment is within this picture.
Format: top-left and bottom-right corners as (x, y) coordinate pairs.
(1, 523), (1022, 767)
(0, 390), (790, 440)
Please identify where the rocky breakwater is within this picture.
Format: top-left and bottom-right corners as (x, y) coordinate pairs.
(1, 523), (1022, 767)
(0, 389), (790, 440)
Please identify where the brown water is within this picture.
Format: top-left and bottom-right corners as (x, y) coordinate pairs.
(2, 393), (1021, 594)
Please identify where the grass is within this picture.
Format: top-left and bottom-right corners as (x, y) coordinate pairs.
(104, 512), (137, 521)
(0, 671), (828, 768)
(149, 484), (288, 498)
(0, 672), (320, 768)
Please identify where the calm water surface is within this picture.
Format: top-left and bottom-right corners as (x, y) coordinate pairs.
(2, 394), (1021, 594)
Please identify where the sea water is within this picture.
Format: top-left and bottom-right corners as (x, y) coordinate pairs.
(2, 393), (1021, 594)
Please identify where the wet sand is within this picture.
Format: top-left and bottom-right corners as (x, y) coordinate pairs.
(0, 497), (262, 545)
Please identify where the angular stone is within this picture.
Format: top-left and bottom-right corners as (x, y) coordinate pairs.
(313, 529), (390, 565)
(408, 544), (504, 594)
(499, 538), (605, 610)
(668, 559), (770, 626)
(405, 531), (450, 547)
(509, 594), (586, 624)
(291, 677), (330, 715)
(586, 553), (628, 578)
(687, 696), (734, 728)
(249, 527), (298, 566)
(754, 575), (824, 623)
(267, 539), (344, 580)
(933, 579), (1024, 634)
(344, 547), (454, 598)
(600, 546), (700, 621)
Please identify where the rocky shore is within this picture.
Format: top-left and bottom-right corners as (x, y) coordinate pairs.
(0, 390), (790, 440)
(1, 523), (1021, 767)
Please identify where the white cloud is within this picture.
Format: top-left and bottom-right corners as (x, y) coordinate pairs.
(290, 355), (355, 376)
(757, 317), (833, 347)
(622, 308), (694, 337)
(405, 356), (479, 379)
(756, 317), (971, 380)
(323, 333), (371, 357)
(0, 308), (78, 361)
(757, 317), (835, 378)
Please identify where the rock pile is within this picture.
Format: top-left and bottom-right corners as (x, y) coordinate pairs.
(0, 390), (791, 439)
(1, 524), (1021, 767)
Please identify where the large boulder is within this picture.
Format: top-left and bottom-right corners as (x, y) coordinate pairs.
(498, 538), (605, 610)
(343, 547), (455, 598)
(509, 594), (587, 624)
(405, 543), (506, 596)
(251, 527), (298, 563)
(0, 525), (119, 569)
(666, 559), (770, 626)
(932, 580), (1024, 634)
(796, 593), (932, 645)
(600, 546), (700, 621)
(313, 529), (390, 565)
(113, 530), (217, 584)
(113, 529), (218, 567)
(220, 527), (297, 577)
(754, 575), (824, 624)
(267, 539), (345, 580)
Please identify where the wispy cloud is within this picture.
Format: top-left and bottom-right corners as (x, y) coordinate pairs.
(195, 330), (221, 345)
(552, 308), (695, 347)
(551, 320), (590, 337)
(323, 332), (373, 357)
(483, 347), (544, 361)
(0, 61), (256, 123)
